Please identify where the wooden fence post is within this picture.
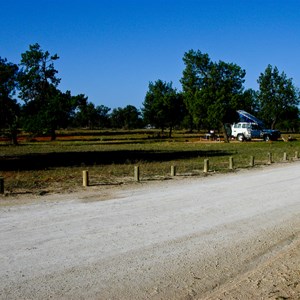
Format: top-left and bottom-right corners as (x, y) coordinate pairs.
(295, 151), (299, 160)
(283, 152), (288, 161)
(250, 156), (255, 167)
(134, 166), (140, 181)
(203, 159), (209, 173)
(82, 170), (89, 187)
(171, 165), (176, 176)
(0, 177), (4, 194)
(229, 157), (234, 170)
(268, 152), (273, 164)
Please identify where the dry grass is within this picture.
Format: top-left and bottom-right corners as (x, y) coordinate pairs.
(1, 130), (300, 195)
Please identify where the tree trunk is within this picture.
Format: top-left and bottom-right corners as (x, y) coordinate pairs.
(271, 119), (276, 130)
(188, 114), (194, 133)
(169, 126), (173, 138)
(9, 125), (18, 145)
(221, 122), (230, 143)
(11, 131), (18, 145)
(50, 129), (56, 141)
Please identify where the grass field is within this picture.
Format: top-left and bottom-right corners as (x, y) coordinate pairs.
(1, 130), (300, 195)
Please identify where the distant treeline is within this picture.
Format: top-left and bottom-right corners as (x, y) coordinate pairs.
(1, 44), (299, 144)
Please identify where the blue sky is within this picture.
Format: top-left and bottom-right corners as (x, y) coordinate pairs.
(1, 0), (300, 110)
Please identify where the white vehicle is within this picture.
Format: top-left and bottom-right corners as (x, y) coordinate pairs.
(231, 122), (262, 141)
(231, 110), (281, 142)
(231, 122), (281, 142)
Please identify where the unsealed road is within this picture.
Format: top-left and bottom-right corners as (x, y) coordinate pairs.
(1, 163), (300, 299)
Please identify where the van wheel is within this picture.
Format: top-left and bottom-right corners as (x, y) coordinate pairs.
(237, 134), (245, 142)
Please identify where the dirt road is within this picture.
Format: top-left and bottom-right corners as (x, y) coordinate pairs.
(1, 163), (300, 299)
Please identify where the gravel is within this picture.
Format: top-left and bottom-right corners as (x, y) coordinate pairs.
(0, 162), (300, 299)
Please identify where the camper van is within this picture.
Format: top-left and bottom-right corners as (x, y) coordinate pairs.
(231, 111), (281, 142)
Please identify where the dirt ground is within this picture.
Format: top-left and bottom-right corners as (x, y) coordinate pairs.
(203, 238), (300, 299)
(0, 162), (300, 299)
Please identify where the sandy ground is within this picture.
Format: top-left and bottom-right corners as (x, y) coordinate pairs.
(0, 162), (300, 299)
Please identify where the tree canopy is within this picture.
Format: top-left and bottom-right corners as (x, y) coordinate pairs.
(181, 50), (246, 141)
(143, 80), (185, 137)
(1, 44), (300, 144)
(257, 65), (299, 129)
(0, 57), (20, 144)
(18, 43), (63, 139)
(111, 105), (142, 129)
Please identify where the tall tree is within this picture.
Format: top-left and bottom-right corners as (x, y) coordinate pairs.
(110, 105), (142, 129)
(18, 43), (65, 139)
(72, 95), (96, 129)
(0, 57), (20, 144)
(205, 61), (246, 140)
(110, 107), (125, 129)
(46, 89), (78, 132)
(142, 80), (184, 137)
(96, 105), (111, 128)
(276, 106), (299, 132)
(257, 65), (299, 129)
(181, 50), (246, 141)
(122, 105), (142, 129)
(180, 50), (212, 129)
(240, 88), (259, 115)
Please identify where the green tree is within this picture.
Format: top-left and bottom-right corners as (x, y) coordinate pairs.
(110, 105), (142, 129)
(205, 61), (246, 139)
(21, 87), (77, 139)
(257, 65), (299, 129)
(276, 106), (299, 132)
(110, 107), (125, 128)
(240, 88), (259, 115)
(142, 80), (184, 137)
(122, 105), (142, 129)
(72, 95), (96, 129)
(96, 105), (111, 128)
(72, 96), (111, 129)
(0, 57), (20, 144)
(47, 88), (78, 131)
(180, 50), (212, 129)
(18, 43), (69, 140)
(181, 50), (246, 141)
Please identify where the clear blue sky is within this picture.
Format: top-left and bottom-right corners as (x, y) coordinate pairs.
(1, 0), (300, 110)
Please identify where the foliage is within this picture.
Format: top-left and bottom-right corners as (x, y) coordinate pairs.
(181, 50), (247, 141)
(0, 57), (20, 144)
(96, 105), (111, 128)
(205, 61), (246, 129)
(142, 80), (185, 137)
(257, 65), (300, 129)
(276, 106), (299, 132)
(1, 44), (300, 141)
(180, 50), (212, 129)
(18, 43), (64, 139)
(111, 105), (143, 129)
(73, 95), (97, 129)
(240, 88), (259, 115)
(46, 89), (78, 130)
(21, 85), (78, 139)
(18, 43), (60, 102)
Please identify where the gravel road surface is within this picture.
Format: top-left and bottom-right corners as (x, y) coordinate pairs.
(1, 162), (300, 299)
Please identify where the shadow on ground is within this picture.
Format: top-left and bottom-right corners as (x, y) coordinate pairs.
(0, 150), (232, 171)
